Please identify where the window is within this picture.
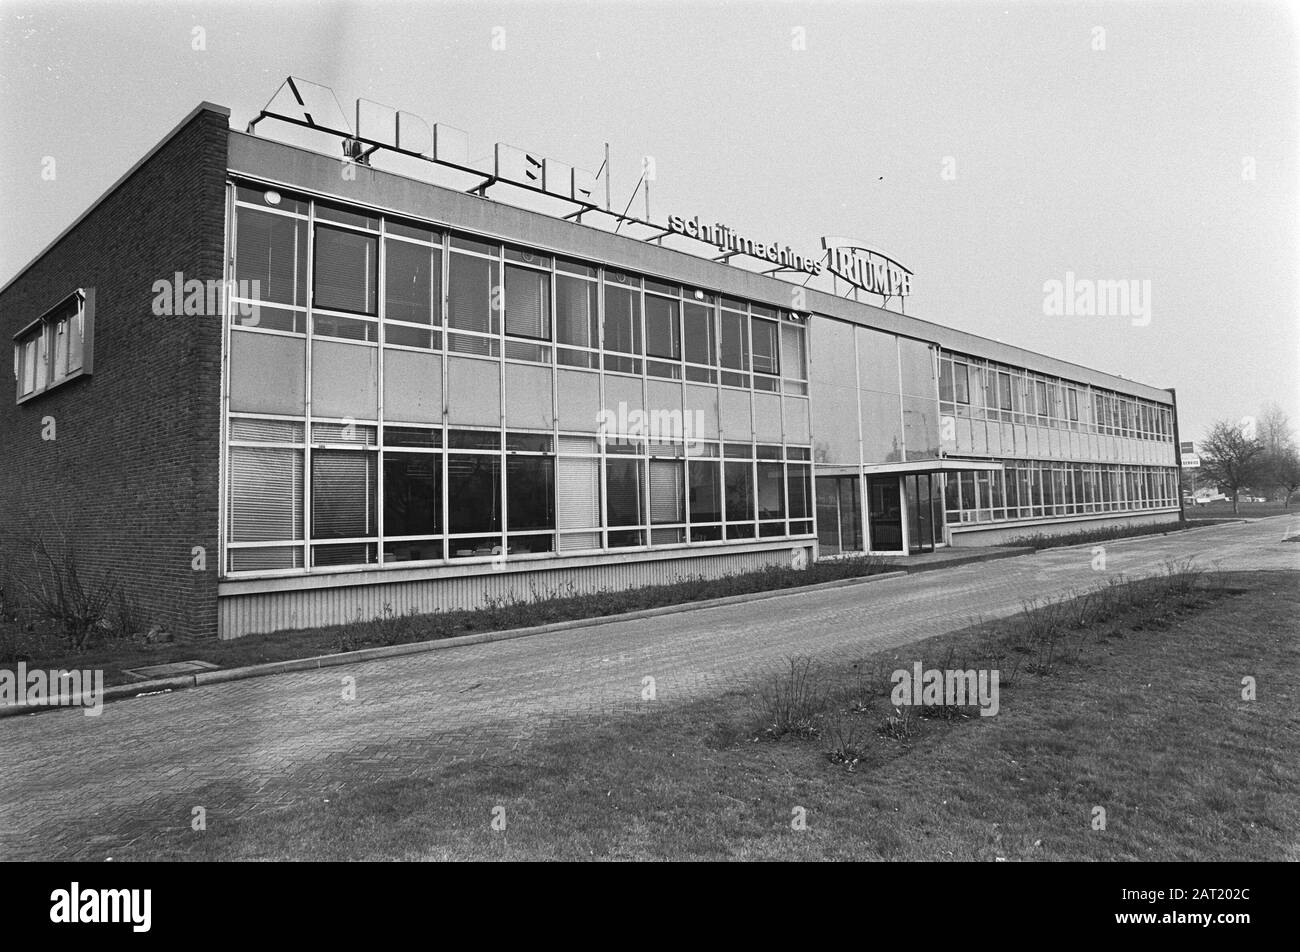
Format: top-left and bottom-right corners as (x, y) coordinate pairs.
(757, 462), (786, 521)
(556, 273), (599, 368)
(725, 459), (754, 537)
(688, 457), (722, 541)
(507, 454), (555, 530)
(507, 452), (555, 552)
(605, 456), (644, 547)
(787, 463), (812, 534)
(649, 458), (685, 545)
(447, 247), (500, 355)
(235, 207), (308, 311)
(311, 451), (376, 539)
(14, 289), (94, 402)
(383, 453), (441, 537)
(557, 446), (601, 551)
(720, 307), (749, 387)
(684, 301), (717, 382)
(384, 238), (439, 326)
(997, 372), (1013, 417)
(603, 274), (642, 372)
(228, 446), (304, 543)
(751, 318), (780, 391)
(310, 449), (377, 566)
(314, 225), (378, 315)
(781, 322), (808, 393)
(504, 264), (550, 341)
(645, 295), (681, 361)
(447, 452), (501, 535)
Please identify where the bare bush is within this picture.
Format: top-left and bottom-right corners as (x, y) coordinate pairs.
(754, 656), (828, 739)
(17, 535), (119, 651)
(823, 713), (871, 769)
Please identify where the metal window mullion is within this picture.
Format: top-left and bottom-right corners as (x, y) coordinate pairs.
(304, 198), (316, 570)
(377, 219), (386, 560)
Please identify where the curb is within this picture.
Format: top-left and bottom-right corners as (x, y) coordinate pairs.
(0, 568), (908, 718)
(886, 547), (1035, 573)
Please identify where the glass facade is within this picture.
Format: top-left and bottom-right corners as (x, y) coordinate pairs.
(223, 183), (813, 574)
(943, 461), (1179, 525)
(223, 182), (1176, 575)
(934, 349), (1179, 531)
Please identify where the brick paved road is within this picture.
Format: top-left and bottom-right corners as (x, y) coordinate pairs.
(2, 517), (1296, 859)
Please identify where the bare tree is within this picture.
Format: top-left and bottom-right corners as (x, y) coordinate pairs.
(1258, 402), (1294, 454)
(1256, 403), (1299, 505)
(1199, 420), (1266, 514)
(1268, 445), (1300, 509)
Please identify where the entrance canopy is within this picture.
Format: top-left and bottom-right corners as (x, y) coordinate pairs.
(815, 458), (1005, 478)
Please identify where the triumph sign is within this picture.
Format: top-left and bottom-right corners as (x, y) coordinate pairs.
(822, 236), (912, 300)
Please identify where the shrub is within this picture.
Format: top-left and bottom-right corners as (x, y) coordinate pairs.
(18, 536), (118, 651)
(823, 713), (871, 769)
(754, 656), (827, 739)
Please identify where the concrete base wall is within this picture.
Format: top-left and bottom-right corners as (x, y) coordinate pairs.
(947, 509), (1180, 548)
(217, 541), (813, 639)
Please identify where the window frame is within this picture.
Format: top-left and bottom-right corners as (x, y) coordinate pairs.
(14, 288), (95, 404)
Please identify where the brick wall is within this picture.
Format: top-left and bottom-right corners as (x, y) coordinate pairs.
(0, 106), (228, 641)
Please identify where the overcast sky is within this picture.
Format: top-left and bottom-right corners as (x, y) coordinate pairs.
(1, 0), (1295, 443)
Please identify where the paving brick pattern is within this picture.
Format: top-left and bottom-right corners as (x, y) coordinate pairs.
(1, 518), (1295, 859)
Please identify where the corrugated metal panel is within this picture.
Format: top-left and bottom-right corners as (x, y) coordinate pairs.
(218, 547), (801, 640)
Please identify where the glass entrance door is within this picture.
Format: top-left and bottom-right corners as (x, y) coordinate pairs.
(905, 474), (932, 554)
(866, 476), (903, 552)
(902, 473), (945, 553)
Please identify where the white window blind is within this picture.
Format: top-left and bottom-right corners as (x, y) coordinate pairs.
(311, 451), (376, 539)
(229, 447), (304, 542)
(315, 226), (377, 314)
(649, 460), (684, 524)
(505, 265), (550, 339)
(558, 457), (600, 530)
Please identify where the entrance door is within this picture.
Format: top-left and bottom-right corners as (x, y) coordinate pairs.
(866, 476), (903, 552)
(904, 474), (934, 554)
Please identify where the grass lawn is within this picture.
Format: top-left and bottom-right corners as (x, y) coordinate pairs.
(0, 555), (889, 688)
(1186, 499), (1296, 520)
(137, 568), (1299, 861)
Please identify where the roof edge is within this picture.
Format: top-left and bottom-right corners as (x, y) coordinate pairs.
(0, 101), (231, 297)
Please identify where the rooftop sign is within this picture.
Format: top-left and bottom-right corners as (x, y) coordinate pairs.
(248, 77), (912, 310)
(821, 237), (913, 301)
(666, 215), (823, 276)
(250, 77), (603, 206)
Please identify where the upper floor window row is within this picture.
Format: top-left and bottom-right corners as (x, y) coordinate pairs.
(938, 351), (1173, 442)
(230, 185), (808, 388)
(13, 288), (94, 404)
